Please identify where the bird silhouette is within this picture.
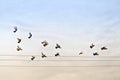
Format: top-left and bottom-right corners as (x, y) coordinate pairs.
(41, 52), (47, 58)
(13, 26), (17, 33)
(93, 52), (99, 56)
(17, 38), (21, 43)
(28, 32), (32, 39)
(90, 43), (95, 49)
(101, 47), (108, 50)
(41, 40), (48, 47)
(79, 52), (83, 55)
(55, 43), (61, 49)
(16, 46), (22, 51)
(55, 53), (60, 56)
(31, 56), (35, 61)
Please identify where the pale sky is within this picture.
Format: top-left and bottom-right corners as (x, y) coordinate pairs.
(0, 0), (120, 80)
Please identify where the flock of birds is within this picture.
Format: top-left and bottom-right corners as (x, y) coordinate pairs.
(89, 43), (108, 56)
(78, 43), (108, 56)
(13, 26), (108, 61)
(13, 26), (61, 61)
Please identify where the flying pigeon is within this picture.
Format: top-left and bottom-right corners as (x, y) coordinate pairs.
(41, 52), (47, 58)
(17, 38), (21, 43)
(28, 32), (32, 39)
(93, 52), (99, 56)
(55, 43), (61, 49)
(90, 43), (95, 49)
(79, 52), (83, 55)
(55, 53), (60, 56)
(41, 40), (48, 47)
(13, 26), (17, 33)
(16, 46), (22, 51)
(101, 47), (108, 50)
(31, 56), (35, 61)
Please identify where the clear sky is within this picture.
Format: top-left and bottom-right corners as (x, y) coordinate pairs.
(0, 0), (120, 80)
(0, 0), (120, 55)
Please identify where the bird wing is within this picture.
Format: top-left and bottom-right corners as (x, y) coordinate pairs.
(28, 32), (32, 38)
(13, 27), (17, 32)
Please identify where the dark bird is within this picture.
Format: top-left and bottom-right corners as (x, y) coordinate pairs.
(16, 46), (22, 51)
(55, 53), (60, 56)
(31, 56), (35, 61)
(41, 52), (47, 58)
(28, 32), (32, 39)
(13, 26), (17, 33)
(79, 52), (83, 55)
(41, 40), (48, 47)
(55, 43), (61, 49)
(17, 38), (21, 43)
(90, 43), (95, 49)
(101, 47), (108, 50)
(93, 52), (99, 56)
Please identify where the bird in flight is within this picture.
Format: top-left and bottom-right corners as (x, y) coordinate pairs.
(41, 52), (47, 58)
(101, 46), (108, 50)
(55, 43), (61, 49)
(17, 38), (22, 43)
(93, 52), (99, 56)
(55, 53), (60, 56)
(16, 46), (22, 51)
(31, 56), (35, 61)
(90, 43), (95, 49)
(79, 52), (83, 55)
(28, 32), (32, 39)
(13, 26), (17, 33)
(41, 40), (49, 47)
